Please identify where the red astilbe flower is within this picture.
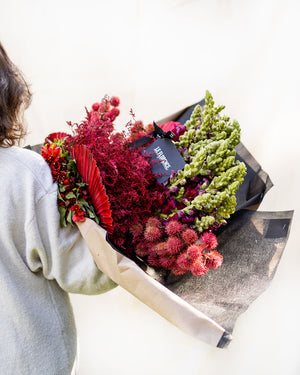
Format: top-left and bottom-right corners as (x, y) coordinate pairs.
(67, 96), (168, 256)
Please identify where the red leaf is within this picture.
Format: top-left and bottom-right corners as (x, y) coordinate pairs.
(45, 132), (70, 144)
(71, 144), (113, 233)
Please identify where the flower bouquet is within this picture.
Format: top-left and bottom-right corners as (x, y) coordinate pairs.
(34, 91), (293, 348)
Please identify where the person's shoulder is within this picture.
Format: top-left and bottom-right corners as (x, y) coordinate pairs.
(1, 146), (55, 194)
(5, 145), (46, 170)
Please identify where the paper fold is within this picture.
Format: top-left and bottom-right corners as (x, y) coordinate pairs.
(77, 218), (228, 347)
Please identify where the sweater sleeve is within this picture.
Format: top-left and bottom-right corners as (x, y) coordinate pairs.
(26, 186), (118, 295)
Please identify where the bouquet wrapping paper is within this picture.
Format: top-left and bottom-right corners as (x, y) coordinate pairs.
(77, 218), (227, 347)
(28, 99), (293, 348)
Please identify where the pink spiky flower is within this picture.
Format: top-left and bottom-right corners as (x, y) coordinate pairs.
(160, 255), (176, 269)
(172, 264), (186, 275)
(166, 237), (183, 255)
(147, 247), (162, 267)
(176, 245), (199, 269)
(154, 242), (168, 256)
(135, 242), (149, 257)
(165, 220), (184, 237)
(181, 228), (198, 245)
(201, 232), (218, 250)
(144, 225), (162, 242)
(205, 250), (223, 269)
(146, 217), (162, 228)
(190, 259), (208, 277)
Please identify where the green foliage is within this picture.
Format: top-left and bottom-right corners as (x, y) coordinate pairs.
(164, 90), (247, 232)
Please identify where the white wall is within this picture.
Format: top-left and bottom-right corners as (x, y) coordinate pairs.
(1, 1), (300, 374)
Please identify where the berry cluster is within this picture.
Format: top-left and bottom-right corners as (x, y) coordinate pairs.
(135, 217), (222, 276)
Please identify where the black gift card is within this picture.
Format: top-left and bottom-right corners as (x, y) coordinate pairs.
(143, 138), (186, 184)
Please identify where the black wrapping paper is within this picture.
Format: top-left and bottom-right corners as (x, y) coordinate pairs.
(174, 99), (274, 211)
(151, 100), (293, 345)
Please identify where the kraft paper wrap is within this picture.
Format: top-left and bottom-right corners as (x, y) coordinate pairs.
(77, 219), (227, 347)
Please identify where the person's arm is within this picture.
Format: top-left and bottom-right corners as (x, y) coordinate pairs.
(25, 174), (117, 295)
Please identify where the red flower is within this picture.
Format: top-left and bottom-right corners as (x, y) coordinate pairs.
(165, 220), (183, 237)
(201, 232), (218, 250)
(144, 226), (162, 242)
(70, 204), (86, 223)
(166, 236), (183, 255)
(181, 229), (198, 245)
(205, 250), (223, 269)
(110, 96), (120, 107)
(190, 259), (208, 277)
(41, 144), (62, 163)
(44, 132), (70, 145)
(160, 121), (186, 141)
(92, 103), (100, 111)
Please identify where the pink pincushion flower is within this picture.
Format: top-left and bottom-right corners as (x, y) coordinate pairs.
(181, 229), (198, 245)
(135, 242), (149, 257)
(176, 253), (192, 270)
(205, 250), (223, 269)
(172, 264), (186, 275)
(110, 96), (120, 107)
(147, 249), (162, 267)
(144, 226), (162, 242)
(165, 220), (184, 237)
(130, 223), (144, 236)
(146, 217), (161, 228)
(186, 244), (203, 260)
(160, 255), (176, 269)
(154, 242), (167, 256)
(201, 232), (218, 250)
(166, 237), (183, 255)
(176, 244), (203, 270)
(190, 259), (208, 277)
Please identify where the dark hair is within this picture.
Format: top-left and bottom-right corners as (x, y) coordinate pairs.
(0, 42), (32, 147)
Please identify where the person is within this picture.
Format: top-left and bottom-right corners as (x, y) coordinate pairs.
(0, 42), (117, 374)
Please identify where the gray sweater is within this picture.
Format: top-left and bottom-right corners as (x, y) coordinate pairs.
(0, 146), (117, 374)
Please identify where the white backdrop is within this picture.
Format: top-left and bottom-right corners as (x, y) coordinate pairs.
(1, 1), (300, 374)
